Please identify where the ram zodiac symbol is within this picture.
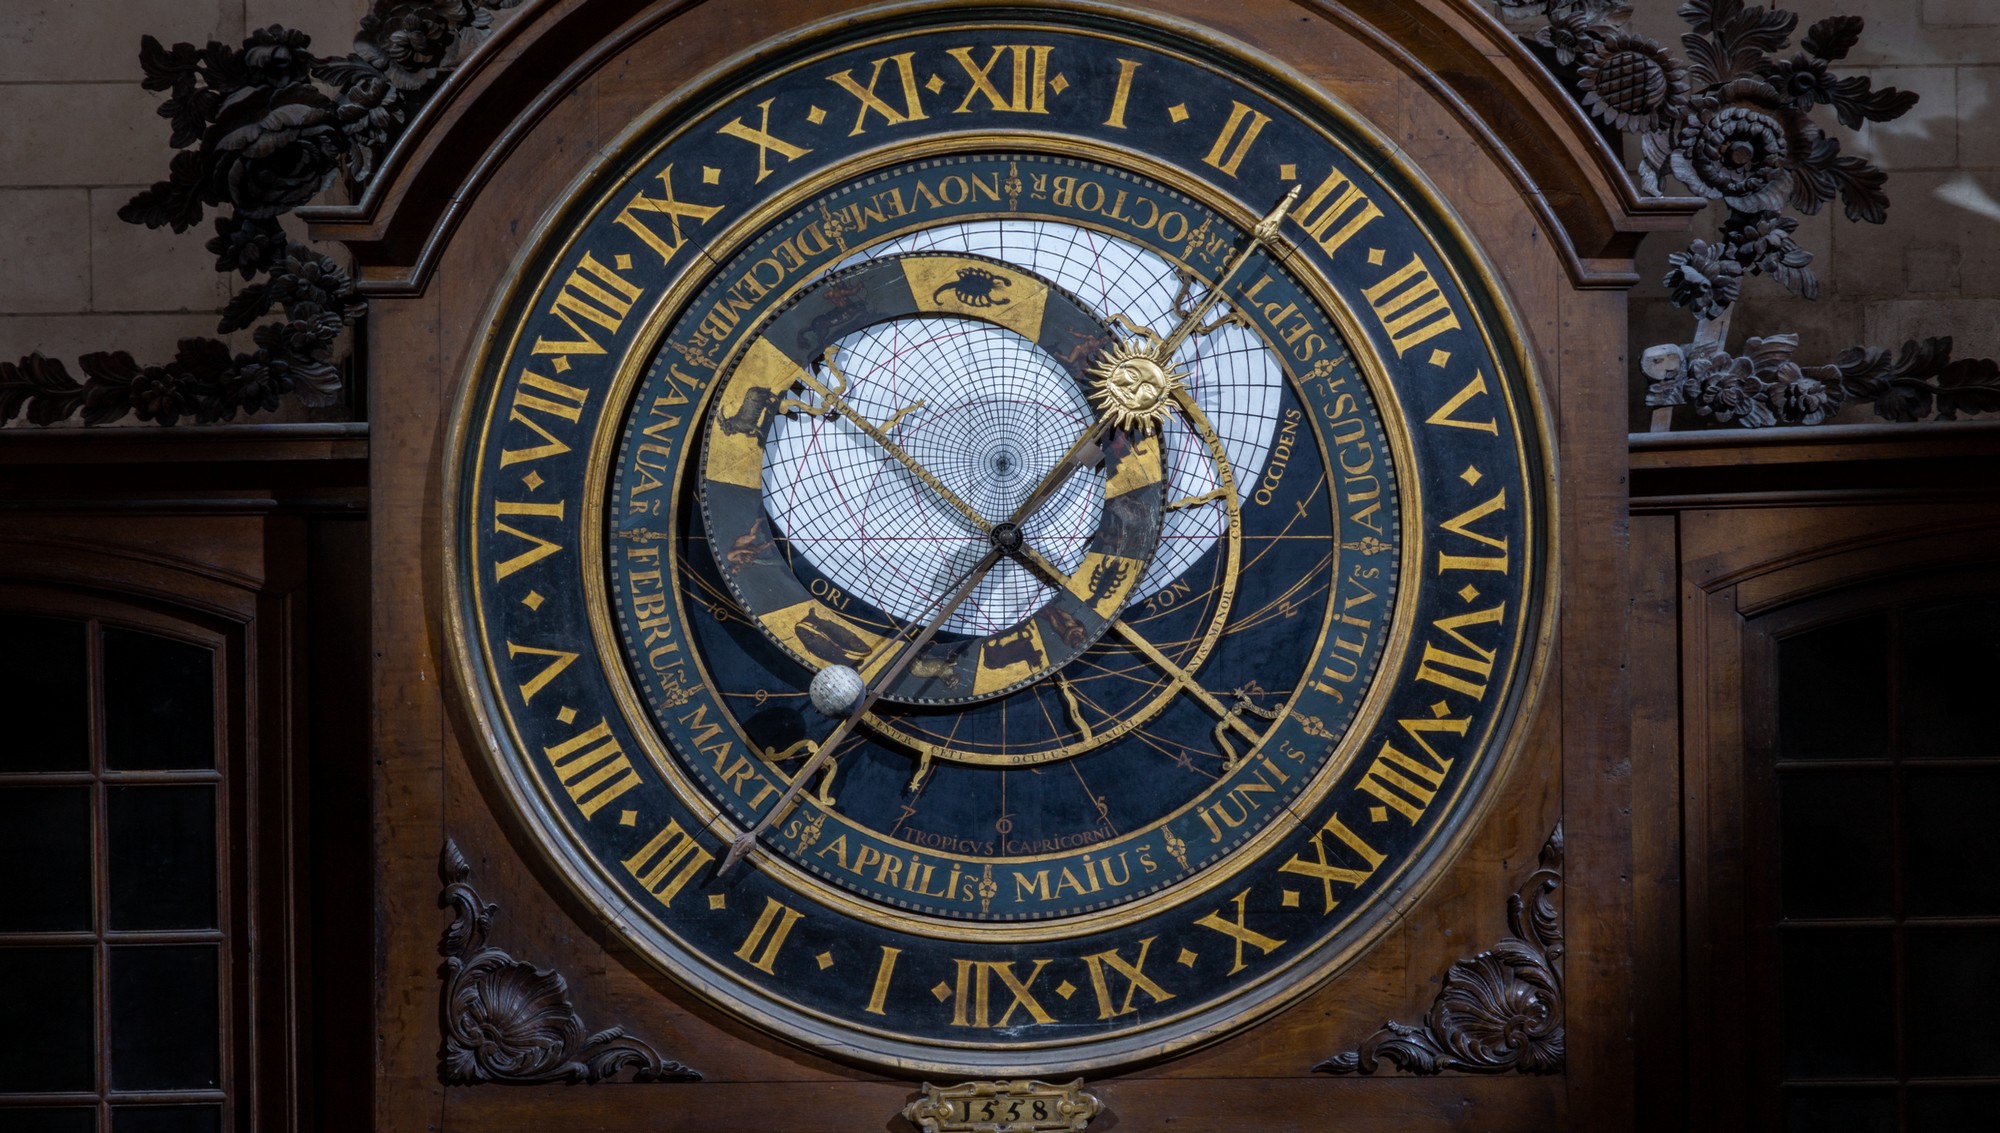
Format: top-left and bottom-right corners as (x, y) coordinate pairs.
(933, 267), (1013, 308)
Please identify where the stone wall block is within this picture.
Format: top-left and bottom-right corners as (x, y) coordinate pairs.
(0, 313), (255, 373)
(1865, 297), (2000, 360)
(1727, 295), (1874, 360)
(1829, 172), (2000, 297)
(88, 188), (232, 314)
(1958, 68), (1999, 168)
(244, 0), (375, 64)
(0, 0), (239, 84)
(0, 84), (187, 187)
(1924, 0), (2000, 27)
(0, 190), (91, 314)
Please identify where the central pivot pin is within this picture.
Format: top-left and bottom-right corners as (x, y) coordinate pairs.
(990, 521), (1024, 555)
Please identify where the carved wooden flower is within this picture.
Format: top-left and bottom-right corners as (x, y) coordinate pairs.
(1576, 32), (1689, 134)
(202, 83), (344, 218)
(1670, 79), (1797, 214)
(1662, 240), (1742, 321)
(356, 2), (463, 91)
(1534, 12), (1599, 66)
(1685, 349), (1776, 428)
(1772, 370), (1841, 425)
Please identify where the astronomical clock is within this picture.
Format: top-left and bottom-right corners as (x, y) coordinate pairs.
(443, 2), (1552, 1082)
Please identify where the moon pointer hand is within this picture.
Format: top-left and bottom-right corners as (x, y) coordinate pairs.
(717, 541), (1009, 876)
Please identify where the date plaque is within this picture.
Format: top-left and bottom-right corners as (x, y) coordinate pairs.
(903, 1079), (1103, 1133)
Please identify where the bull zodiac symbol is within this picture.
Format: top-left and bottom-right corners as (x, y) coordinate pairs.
(716, 384), (783, 437)
(933, 267), (1012, 308)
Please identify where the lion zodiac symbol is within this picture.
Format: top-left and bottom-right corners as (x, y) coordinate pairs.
(933, 267), (1012, 308)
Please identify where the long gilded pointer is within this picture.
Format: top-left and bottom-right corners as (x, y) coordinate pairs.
(1089, 186), (1300, 433)
(795, 350), (994, 536)
(718, 542), (1008, 876)
(1156, 184), (1301, 360)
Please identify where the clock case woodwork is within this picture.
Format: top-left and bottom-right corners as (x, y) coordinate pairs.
(313, 0), (1690, 1128)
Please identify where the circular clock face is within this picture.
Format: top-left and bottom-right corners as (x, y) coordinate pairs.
(446, 5), (1552, 1075)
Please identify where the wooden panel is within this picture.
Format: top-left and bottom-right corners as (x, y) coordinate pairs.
(0, 432), (369, 1131)
(1644, 445), (2000, 1130)
(368, 283), (449, 1133)
(1628, 514), (1684, 1133)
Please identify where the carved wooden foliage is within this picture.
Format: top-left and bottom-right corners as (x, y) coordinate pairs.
(438, 839), (701, 1085)
(2, 2), (523, 427)
(1315, 825), (1564, 1076)
(1646, 333), (2000, 428)
(1496, 0), (1915, 315)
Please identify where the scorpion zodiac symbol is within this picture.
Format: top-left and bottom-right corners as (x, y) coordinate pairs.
(1085, 558), (1131, 606)
(933, 267), (1012, 308)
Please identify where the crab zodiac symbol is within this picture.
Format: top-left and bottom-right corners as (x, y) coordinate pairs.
(933, 267), (1012, 308)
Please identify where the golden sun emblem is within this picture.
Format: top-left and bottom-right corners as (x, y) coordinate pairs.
(1087, 339), (1184, 432)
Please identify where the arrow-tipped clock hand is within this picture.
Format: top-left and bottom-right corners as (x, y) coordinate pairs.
(1153, 185), (1300, 361)
(718, 541), (1007, 876)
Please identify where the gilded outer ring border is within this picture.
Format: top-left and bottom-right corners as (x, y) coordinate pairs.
(450, 19), (1541, 1070)
(440, 1), (1558, 1076)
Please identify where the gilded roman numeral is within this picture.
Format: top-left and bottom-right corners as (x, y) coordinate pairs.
(499, 370), (590, 467)
(1358, 743), (1447, 824)
(734, 897), (805, 973)
(950, 958), (1055, 1028)
(1356, 713), (1472, 824)
(1277, 813), (1386, 915)
(622, 819), (712, 908)
(1201, 101), (1270, 177)
(1426, 370), (1500, 434)
(864, 945), (902, 1016)
(504, 640), (577, 704)
(1414, 604), (1506, 699)
(544, 716), (641, 820)
(531, 252), (643, 356)
(826, 52), (928, 136)
(613, 165), (723, 266)
(1103, 58), (1140, 128)
(947, 45), (1055, 114)
(1362, 252), (1462, 357)
(1192, 889), (1286, 975)
(492, 499), (566, 580)
(1292, 164), (1383, 258)
(1082, 937), (1174, 1019)
(715, 98), (812, 183)
(1437, 490), (1509, 574)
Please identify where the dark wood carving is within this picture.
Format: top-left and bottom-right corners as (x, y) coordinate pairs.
(1498, 1), (1999, 430)
(1315, 825), (1564, 1076)
(0, 2), (522, 427)
(1645, 334), (2000, 428)
(437, 839), (701, 1085)
(1500, 0), (1915, 312)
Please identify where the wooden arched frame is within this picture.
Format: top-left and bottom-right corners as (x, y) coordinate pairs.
(0, 531), (357, 1133)
(1639, 507), (2000, 1133)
